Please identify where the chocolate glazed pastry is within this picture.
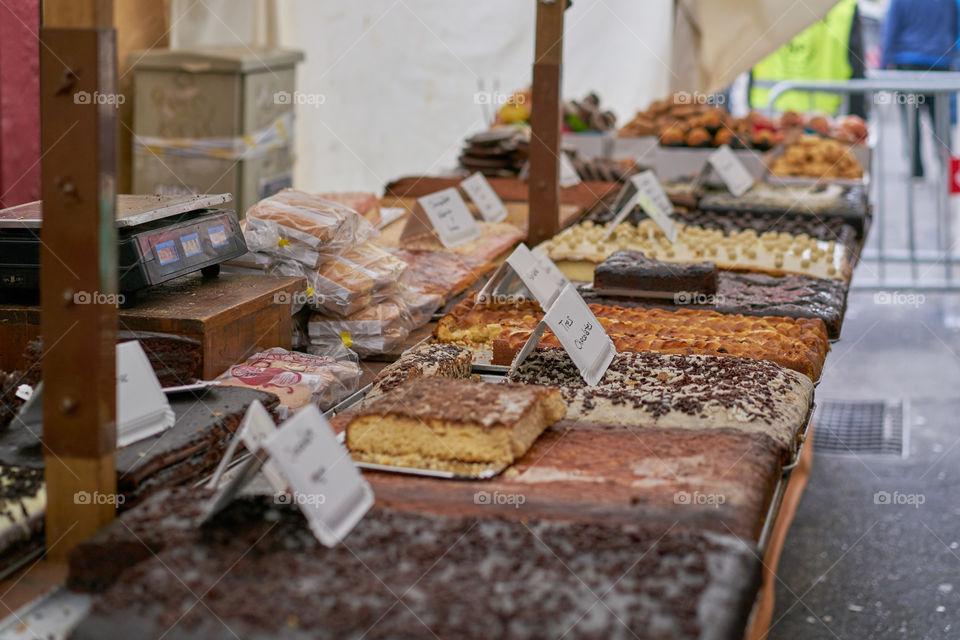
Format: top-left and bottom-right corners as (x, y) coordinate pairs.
(581, 271), (848, 339)
(69, 490), (761, 640)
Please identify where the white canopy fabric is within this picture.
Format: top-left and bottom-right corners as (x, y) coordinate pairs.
(672, 0), (842, 93)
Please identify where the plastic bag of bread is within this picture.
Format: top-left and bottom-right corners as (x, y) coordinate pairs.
(245, 189), (378, 267)
(307, 297), (413, 357)
(309, 243), (408, 316)
(214, 346), (361, 417)
(398, 282), (444, 327)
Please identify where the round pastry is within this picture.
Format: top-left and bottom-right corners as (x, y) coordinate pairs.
(750, 129), (776, 151)
(659, 125), (688, 146)
(701, 109), (725, 133)
(779, 111), (804, 128)
(807, 115), (831, 136)
(685, 127), (714, 148)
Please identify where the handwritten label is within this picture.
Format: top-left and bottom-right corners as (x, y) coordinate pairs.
(708, 145), (754, 197)
(635, 192), (677, 243)
(559, 152), (582, 188)
(460, 172), (508, 223)
(505, 244), (569, 309)
(542, 284), (615, 385)
(415, 188), (481, 248)
(264, 405), (374, 547)
(631, 170), (672, 214)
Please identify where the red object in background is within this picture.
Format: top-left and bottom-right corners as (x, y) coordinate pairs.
(950, 157), (960, 195)
(0, 0), (40, 208)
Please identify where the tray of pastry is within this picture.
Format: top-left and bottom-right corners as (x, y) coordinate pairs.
(698, 181), (868, 221)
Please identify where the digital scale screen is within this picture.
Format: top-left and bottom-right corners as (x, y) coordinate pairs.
(208, 225), (228, 248)
(154, 240), (180, 265)
(180, 232), (202, 257)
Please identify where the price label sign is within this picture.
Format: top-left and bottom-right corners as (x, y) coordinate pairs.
(264, 405), (374, 547)
(542, 284), (615, 386)
(707, 145), (754, 197)
(505, 244), (569, 308)
(460, 172), (508, 223)
(601, 170), (676, 243)
(414, 187), (481, 248)
(559, 152), (582, 188)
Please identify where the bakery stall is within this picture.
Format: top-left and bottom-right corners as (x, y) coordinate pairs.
(0, 2), (878, 639)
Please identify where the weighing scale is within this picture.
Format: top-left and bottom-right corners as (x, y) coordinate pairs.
(0, 194), (247, 305)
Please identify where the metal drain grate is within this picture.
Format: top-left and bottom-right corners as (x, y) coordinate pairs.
(813, 400), (908, 457)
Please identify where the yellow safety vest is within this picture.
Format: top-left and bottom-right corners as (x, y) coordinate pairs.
(750, 0), (856, 114)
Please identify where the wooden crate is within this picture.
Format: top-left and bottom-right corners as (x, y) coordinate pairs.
(0, 273), (305, 379)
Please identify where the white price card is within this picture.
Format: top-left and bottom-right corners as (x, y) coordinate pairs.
(630, 170), (672, 215)
(559, 152), (582, 188)
(264, 405), (374, 547)
(414, 187), (481, 248)
(460, 172), (508, 223)
(635, 192), (677, 243)
(542, 283), (616, 386)
(116, 341), (175, 448)
(707, 145), (754, 197)
(505, 244), (569, 309)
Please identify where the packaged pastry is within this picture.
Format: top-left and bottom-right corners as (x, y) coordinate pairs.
(310, 243), (408, 317)
(308, 297), (412, 356)
(245, 189), (378, 267)
(215, 347), (360, 416)
(314, 191), (382, 226)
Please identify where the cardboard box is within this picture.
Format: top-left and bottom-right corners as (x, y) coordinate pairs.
(129, 47), (303, 214)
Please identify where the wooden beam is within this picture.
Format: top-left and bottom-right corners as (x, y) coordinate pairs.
(40, 26), (118, 560)
(528, 0), (566, 246)
(42, 0), (113, 28)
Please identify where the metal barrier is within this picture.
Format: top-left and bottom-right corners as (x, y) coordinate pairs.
(763, 73), (960, 290)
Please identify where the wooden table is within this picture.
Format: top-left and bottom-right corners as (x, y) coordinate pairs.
(0, 272), (305, 379)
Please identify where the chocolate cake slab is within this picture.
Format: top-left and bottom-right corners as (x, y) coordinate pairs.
(507, 349), (813, 460)
(581, 271), (848, 339)
(365, 424), (783, 542)
(593, 249), (718, 296)
(69, 491), (761, 640)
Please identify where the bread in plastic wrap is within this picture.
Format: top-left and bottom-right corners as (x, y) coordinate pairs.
(245, 189), (378, 268)
(215, 347), (360, 416)
(310, 243), (408, 316)
(308, 297), (412, 357)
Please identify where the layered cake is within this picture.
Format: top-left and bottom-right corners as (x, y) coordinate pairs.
(593, 249), (718, 296)
(539, 219), (851, 282)
(365, 342), (473, 401)
(69, 490), (761, 640)
(0, 465), (45, 574)
(346, 378), (565, 471)
(508, 348), (813, 458)
(387, 248), (491, 302)
(581, 271), (848, 339)
(437, 298), (830, 380)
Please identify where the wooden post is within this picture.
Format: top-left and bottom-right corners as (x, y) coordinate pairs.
(39, 22), (118, 559)
(528, 0), (566, 246)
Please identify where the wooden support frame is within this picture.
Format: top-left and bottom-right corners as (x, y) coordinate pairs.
(39, 25), (118, 560)
(527, 0), (567, 247)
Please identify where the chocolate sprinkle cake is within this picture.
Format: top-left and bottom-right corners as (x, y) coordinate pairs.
(507, 348), (813, 459)
(364, 342), (472, 401)
(68, 490), (761, 640)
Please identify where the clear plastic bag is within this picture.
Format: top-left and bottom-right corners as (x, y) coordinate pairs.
(245, 189), (378, 268)
(308, 243), (408, 316)
(307, 297), (412, 357)
(214, 346), (361, 415)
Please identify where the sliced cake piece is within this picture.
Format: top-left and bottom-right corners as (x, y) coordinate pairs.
(593, 249), (718, 297)
(346, 378), (565, 470)
(365, 343), (472, 401)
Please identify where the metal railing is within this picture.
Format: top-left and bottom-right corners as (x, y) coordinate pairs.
(763, 73), (960, 290)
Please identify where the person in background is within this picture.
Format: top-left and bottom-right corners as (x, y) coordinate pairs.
(882, 0), (958, 177)
(750, 0), (866, 118)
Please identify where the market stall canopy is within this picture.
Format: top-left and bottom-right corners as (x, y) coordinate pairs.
(672, 0), (841, 93)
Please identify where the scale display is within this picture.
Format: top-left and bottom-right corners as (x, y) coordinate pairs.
(0, 195), (246, 300)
